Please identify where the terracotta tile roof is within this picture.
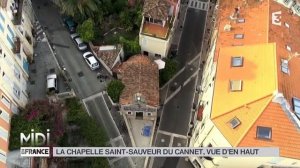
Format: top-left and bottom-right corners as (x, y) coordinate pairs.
(92, 45), (122, 69)
(211, 0), (300, 159)
(214, 0), (269, 60)
(143, 0), (170, 21)
(238, 102), (300, 159)
(268, 1), (300, 105)
(118, 55), (159, 107)
(211, 43), (278, 119)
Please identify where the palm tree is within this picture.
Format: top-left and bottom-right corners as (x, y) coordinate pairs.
(60, 0), (101, 19)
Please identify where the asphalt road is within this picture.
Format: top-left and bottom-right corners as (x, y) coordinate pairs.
(151, 8), (208, 168)
(177, 9), (207, 68)
(31, 1), (134, 167)
(32, 0), (106, 99)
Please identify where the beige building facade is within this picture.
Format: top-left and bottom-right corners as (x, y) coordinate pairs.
(0, 0), (34, 166)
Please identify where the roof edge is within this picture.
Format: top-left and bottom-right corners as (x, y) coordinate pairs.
(234, 95), (274, 147)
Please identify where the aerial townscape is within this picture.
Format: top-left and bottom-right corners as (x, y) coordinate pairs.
(0, 0), (300, 167)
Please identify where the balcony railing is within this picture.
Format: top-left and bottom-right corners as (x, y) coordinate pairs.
(1, 0), (8, 8)
(13, 37), (21, 54)
(13, 37), (21, 53)
(10, 0), (24, 25)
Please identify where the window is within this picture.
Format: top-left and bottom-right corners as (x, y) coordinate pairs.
(0, 23), (3, 32)
(0, 127), (8, 141)
(281, 59), (289, 74)
(0, 12), (5, 22)
(286, 45), (292, 51)
(147, 112), (151, 116)
(228, 117), (241, 128)
(256, 126), (272, 140)
(234, 34), (244, 39)
(231, 56), (243, 67)
(14, 66), (20, 79)
(155, 54), (161, 58)
(0, 109), (10, 123)
(6, 35), (14, 49)
(1, 96), (10, 109)
(230, 80), (243, 91)
(284, 22), (290, 28)
(128, 111), (132, 115)
(292, 97), (300, 117)
(13, 83), (21, 99)
(284, 0), (291, 5)
(0, 149), (6, 163)
(237, 18), (245, 23)
(7, 25), (14, 38)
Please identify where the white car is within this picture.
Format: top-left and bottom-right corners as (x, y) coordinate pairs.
(70, 33), (87, 51)
(47, 74), (58, 93)
(83, 52), (100, 70)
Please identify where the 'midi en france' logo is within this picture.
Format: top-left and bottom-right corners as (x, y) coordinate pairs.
(20, 129), (50, 146)
(20, 129), (51, 157)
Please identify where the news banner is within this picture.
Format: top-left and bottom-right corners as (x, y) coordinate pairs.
(20, 147), (279, 157)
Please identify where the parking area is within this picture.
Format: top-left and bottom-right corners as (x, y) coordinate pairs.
(28, 37), (69, 101)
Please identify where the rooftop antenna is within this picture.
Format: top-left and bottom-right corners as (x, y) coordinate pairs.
(288, 52), (300, 62)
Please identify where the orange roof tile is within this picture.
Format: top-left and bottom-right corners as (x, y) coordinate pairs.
(118, 55), (159, 107)
(238, 102), (300, 159)
(211, 0), (300, 159)
(211, 43), (278, 119)
(268, 1), (300, 104)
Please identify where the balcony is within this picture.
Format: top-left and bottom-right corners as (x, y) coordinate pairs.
(1, 0), (8, 8)
(12, 37), (21, 53)
(10, 0), (24, 25)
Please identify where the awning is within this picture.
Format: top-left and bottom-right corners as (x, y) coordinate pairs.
(154, 59), (165, 69)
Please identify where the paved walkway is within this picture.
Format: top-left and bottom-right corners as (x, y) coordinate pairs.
(28, 25), (68, 101)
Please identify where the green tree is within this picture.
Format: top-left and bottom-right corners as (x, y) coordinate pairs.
(59, 0), (101, 19)
(119, 36), (141, 56)
(107, 80), (125, 103)
(119, 10), (132, 31)
(9, 115), (44, 150)
(159, 58), (178, 86)
(77, 18), (95, 42)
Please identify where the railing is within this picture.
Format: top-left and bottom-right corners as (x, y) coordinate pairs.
(13, 37), (21, 53)
(11, 0), (24, 25)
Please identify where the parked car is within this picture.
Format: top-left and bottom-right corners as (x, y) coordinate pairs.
(47, 74), (58, 93)
(70, 33), (87, 51)
(63, 17), (77, 33)
(83, 52), (100, 70)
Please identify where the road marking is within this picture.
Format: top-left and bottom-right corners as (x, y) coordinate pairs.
(160, 66), (185, 90)
(82, 92), (103, 102)
(157, 130), (188, 139)
(188, 0), (209, 11)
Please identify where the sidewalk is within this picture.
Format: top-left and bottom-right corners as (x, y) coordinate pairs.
(171, 1), (189, 49)
(28, 33), (69, 101)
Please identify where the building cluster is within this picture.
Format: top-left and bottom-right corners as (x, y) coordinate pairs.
(189, 0), (300, 167)
(112, 0), (180, 149)
(0, 0), (34, 166)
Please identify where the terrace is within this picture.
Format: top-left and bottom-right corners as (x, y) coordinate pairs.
(140, 0), (177, 39)
(141, 21), (170, 39)
(10, 0), (24, 25)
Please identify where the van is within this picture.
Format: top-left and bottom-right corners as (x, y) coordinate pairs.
(47, 74), (58, 93)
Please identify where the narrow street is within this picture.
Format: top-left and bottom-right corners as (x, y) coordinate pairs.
(150, 6), (209, 168)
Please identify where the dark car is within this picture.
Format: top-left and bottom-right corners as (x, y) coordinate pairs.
(64, 17), (77, 33)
